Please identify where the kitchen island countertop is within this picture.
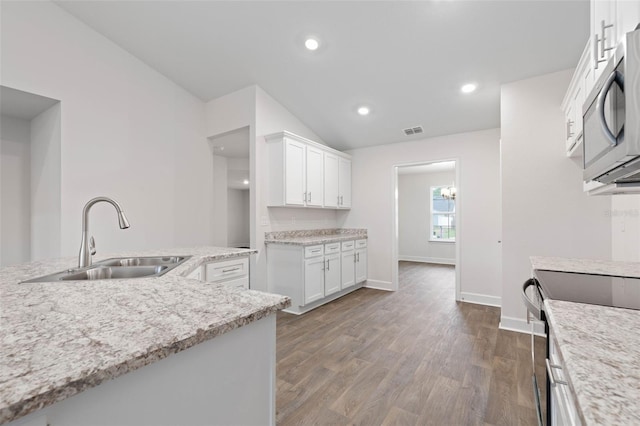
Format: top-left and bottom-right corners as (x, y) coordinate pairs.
(0, 247), (290, 424)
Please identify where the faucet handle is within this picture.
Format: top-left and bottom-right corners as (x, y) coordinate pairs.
(89, 236), (96, 256)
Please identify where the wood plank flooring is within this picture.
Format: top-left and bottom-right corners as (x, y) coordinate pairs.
(276, 261), (539, 426)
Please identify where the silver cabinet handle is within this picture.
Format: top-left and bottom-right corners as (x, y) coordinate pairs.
(303, 192), (307, 202)
(326, 259), (330, 271)
(337, 195), (340, 206)
(566, 119), (574, 140)
(308, 192), (311, 202)
(357, 252), (360, 262)
(597, 69), (625, 147)
(311, 249), (321, 253)
(340, 195), (343, 205)
(545, 359), (568, 386)
(600, 19), (614, 59)
(222, 267), (241, 273)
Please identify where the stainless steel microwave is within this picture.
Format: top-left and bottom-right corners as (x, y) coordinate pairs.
(583, 28), (640, 184)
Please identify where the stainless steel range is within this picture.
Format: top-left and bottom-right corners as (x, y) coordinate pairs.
(521, 269), (640, 425)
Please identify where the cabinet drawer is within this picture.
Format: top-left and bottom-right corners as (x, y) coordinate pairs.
(325, 242), (340, 254)
(205, 257), (249, 282)
(341, 240), (355, 251)
(304, 245), (324, 258)
(355, 239), (367, 248)
(222, 276), (249, 290)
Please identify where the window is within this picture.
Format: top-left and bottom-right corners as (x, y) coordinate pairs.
(430, 186), (456, 242)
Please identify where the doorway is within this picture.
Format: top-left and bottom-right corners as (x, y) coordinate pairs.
(392, 160), (461, 299)
(209, 126), (250, 248)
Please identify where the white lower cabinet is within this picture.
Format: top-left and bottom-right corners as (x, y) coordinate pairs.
(548, 329), (582, 426)
(304, 256), (325, 304)
(267, 239), (367, 314)
(186, 256), (250, 289)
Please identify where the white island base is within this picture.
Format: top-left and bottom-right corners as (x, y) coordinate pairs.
(9, 315), (276, 426)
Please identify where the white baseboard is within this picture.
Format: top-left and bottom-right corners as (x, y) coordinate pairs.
(499, 315), (545, 336)
(398, 255), (455, 266)
(459, 292), (501, 307)
(364, 279), (393, 291)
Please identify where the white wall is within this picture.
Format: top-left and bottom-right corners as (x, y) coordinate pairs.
(30, 103), (61, 261)
(398, 170), (456, 265)
(611, 195), (640, 261)
(1, 1), (211, 256)
(340, 128), (502, 303)
(227, 189), (250, 247)
(1, 115), (31, 266)
(500, 69), (612, 333)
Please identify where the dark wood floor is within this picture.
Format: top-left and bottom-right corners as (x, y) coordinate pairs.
(276, 261), (540, 426)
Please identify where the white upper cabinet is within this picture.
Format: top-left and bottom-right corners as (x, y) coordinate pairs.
(266, 131), (352, 209)
(338, 158), (352, 209)
(324, 152), (339, 208)
(305, 145), (324, 207)
(591, 0), (640, 82)
(284, 138), (306, 206)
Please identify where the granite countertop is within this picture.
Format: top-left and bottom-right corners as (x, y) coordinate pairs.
(265, 228), (367, 246)
(0, 247), (290, 424)
(530, 255), (640, 278)
(544, 300), (640, 425)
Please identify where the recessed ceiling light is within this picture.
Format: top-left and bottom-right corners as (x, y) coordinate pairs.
(243, 179), (249, 185)
(304, 38), (319, 51)
(357, 106), (370, 116)
(461, 83), (477, 94)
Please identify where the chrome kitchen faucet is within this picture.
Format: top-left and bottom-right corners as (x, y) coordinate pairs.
(78, 197), (130, 268)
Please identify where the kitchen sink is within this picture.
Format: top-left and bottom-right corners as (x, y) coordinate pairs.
(96, 256), (188, 267)
(21, 255), (191, 283)
(59, 265), (168, 281)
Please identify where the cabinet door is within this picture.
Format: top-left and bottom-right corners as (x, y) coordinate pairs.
(324, 253), (341, 296)
(284, 138), (306, 206)
(338, 158), (352, 209)
(355, 249), (367, 284)
(615, 1), (640, 46)
(324, 153), (339, 208)
(304, 256), (325, 304)
(341, 250), (355, 289)
(305, 145), (324, 207)
(592, 1), (616, 82)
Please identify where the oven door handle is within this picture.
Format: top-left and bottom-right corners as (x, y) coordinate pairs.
(597, 69), (625, 147)
(521, 278), (542, 320)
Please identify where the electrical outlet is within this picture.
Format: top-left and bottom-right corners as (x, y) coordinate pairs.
(261, 216), (268, 226)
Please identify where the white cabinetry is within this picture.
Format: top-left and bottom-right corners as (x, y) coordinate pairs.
(266, 131), (351, 210)
(267, 239), (367, 314)
(341, 240), (355, 289)
(355, 239), (368, 283)
(591, 0), (640, 82)
(186, 256), (250, 290)
(324, 153), (339, 208)
(562, 40), (592, 157)
(305, 145), (324, 207)
(338, 158), (352, 208)
(548, 330), (582, 426)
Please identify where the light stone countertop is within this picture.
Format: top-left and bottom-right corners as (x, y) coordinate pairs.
(530, 255), (640, 278)
(544, 300), (640, 425)
(0, 247), (290, 424)
(265, 228), (367, 246)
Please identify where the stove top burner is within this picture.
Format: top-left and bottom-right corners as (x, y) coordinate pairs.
(534, 270), (640, 310)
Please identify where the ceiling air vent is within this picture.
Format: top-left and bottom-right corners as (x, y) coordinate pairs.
(403, 126), (423, 136)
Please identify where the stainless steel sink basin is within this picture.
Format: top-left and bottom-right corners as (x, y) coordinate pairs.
(96, 256), (188, 267)
(59, 265), (168, 281)
(21, 255), (191, 283)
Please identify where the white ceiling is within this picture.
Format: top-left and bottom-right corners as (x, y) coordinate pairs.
(54, 1), (590, 151)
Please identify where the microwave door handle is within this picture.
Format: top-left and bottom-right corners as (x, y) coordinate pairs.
(597, 70), (625, 147)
